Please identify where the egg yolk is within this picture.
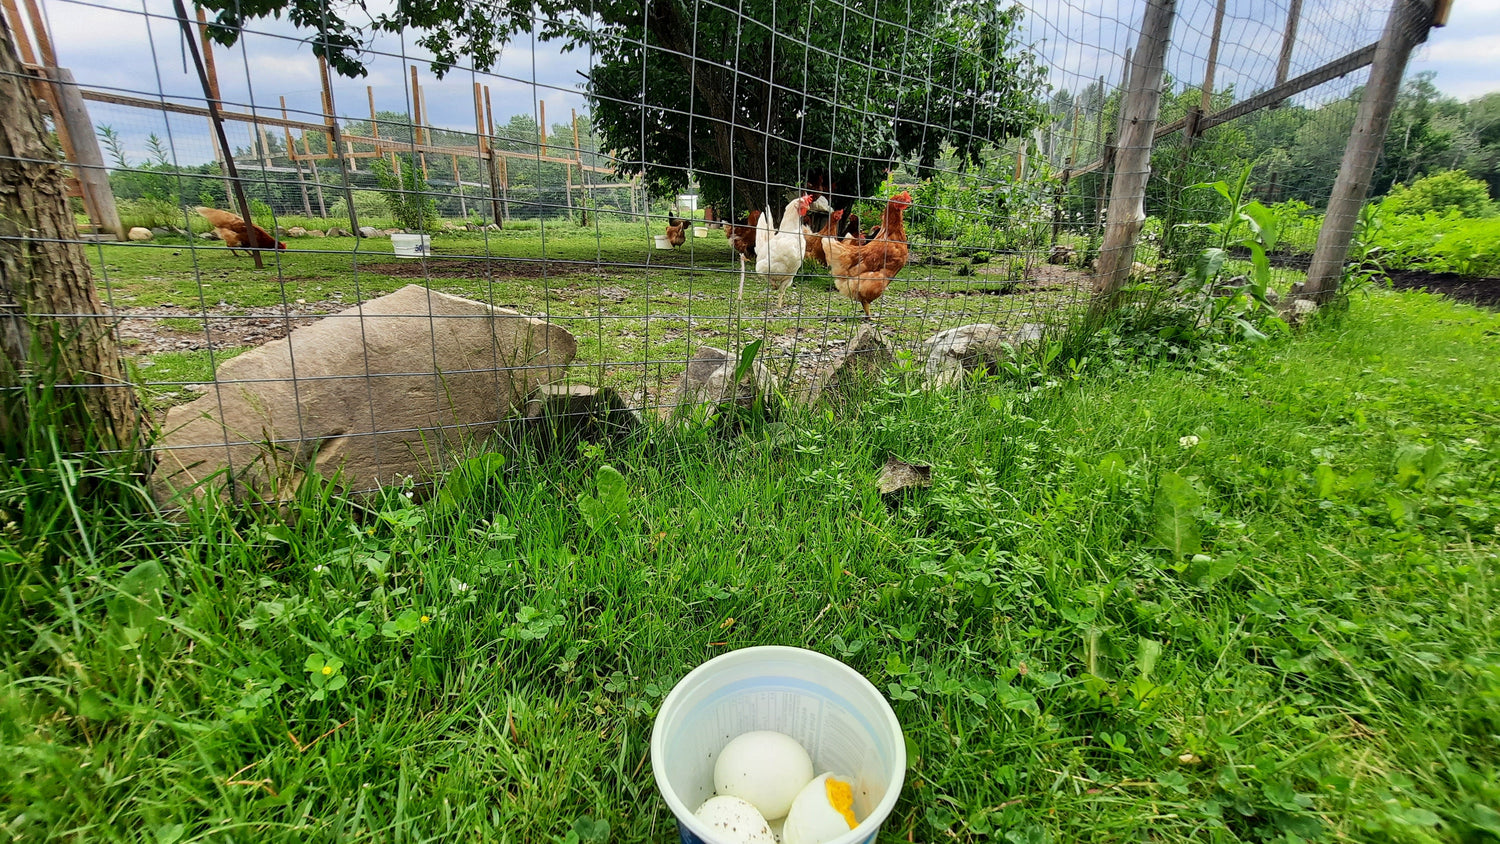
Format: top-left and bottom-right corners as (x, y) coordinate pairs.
(826, 777), (857, 829)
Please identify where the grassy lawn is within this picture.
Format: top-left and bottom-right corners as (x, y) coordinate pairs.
(91, 217), (1079, 411)
(4, 290), (1499, 842)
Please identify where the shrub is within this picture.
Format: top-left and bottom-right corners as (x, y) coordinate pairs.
(371, 156), (439, 232)
(1381, 170), (1494, 218)
(117, 197), (186, 230)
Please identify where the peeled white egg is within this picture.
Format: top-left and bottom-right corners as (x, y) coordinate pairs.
(713, 730), (815, 820)
(694, 795), (776, 844)
(782, 772), (860, 844)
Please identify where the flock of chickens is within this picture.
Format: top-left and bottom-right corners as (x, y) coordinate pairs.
(197, 180), (913, 321)
(708, 186), (913, 320)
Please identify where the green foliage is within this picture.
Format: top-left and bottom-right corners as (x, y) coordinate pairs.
(115, 197), (186, 231)
(1368, 212), (1500, 276)
(1175, 165), (1287, 342)
(1382, 169), (1494, 218)
(371, 156), (439, 232)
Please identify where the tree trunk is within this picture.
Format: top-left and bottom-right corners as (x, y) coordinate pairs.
(1303, 0), (1434, 302)
(0, 16), (140, 456)
(1092, 0), (1176, 302)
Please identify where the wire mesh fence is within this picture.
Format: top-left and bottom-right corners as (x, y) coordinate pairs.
(1, 0), (1400, 501)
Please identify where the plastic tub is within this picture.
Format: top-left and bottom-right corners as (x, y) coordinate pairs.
(693, 226), (710, 238)
(652, 646), (905, 844)
(654, 234), (674, 249)
(391, 233), (432, 258)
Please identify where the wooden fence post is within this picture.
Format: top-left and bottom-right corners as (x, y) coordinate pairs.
(1092, 0), (1176, 301)
(1303, 0), (1435, 301)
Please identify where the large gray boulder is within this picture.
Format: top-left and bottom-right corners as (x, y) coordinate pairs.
(923, 322), (1044, 387)
(806, 324), (897, 406)
(151, 284), (576, 503)
(665, 345), (780, 421)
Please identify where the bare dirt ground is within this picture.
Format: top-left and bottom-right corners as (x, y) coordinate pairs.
(1386, 269), (1500, 308)
(112, 303), (338, 355)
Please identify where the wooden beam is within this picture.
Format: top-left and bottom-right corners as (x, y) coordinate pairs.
(539, 99), (547, 155)
(1, 0), (38, 65)
(1093, 0), (1176, 299)
(1068, 40), (1379, 178)
(1305, 0), (1436, 299)
(1275, 0), (1304, 87)
(1200, 0), (1227, 116)
(78, 88), (330, 132)
(19, 0), (54, 66)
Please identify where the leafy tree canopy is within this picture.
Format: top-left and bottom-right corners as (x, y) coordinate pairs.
(197, 0), (1046, 214)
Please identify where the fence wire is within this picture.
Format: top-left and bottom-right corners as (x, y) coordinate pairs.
(3, 0), (1393, 500)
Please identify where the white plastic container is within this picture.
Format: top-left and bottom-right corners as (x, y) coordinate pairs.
(391, 233), (432, 258)
(654, 234), (674, 250)
(652, 646), (905, 844)
(694, 226), (710, 238)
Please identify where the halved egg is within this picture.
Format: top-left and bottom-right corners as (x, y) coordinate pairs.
(694, 795), (776, 844)
(781, 772), (859, 844)
(712, 730), (814, 820)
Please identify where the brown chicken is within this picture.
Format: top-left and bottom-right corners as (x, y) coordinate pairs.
(825, 191), (913, 320)
(195, 206), (287, 256)
(804, 209), (844, 268)
(665, 213), (688, 248)
(724, 209), (762, 263)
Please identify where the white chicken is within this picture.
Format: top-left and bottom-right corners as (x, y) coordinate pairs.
(749, 193), (830, 308)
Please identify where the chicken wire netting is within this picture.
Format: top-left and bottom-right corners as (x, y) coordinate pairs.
(4, 0), (1391, 499)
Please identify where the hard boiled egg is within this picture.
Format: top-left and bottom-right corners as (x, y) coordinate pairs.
(781, 772), (860, 844)
(694, 795), (776, 844)
(712, 730), (815, 820)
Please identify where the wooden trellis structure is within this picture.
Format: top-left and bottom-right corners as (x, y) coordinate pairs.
(0, 0), (637, 236)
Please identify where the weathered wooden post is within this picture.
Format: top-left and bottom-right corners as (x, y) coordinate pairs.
(1092, 0), (1176, 301)
(1303, 0), (1437, 302)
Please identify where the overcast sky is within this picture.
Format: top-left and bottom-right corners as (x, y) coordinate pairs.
(26, 0), (1500, 166)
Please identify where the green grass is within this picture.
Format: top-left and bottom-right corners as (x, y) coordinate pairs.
(89, 217), (1078, 409)
(4, 290), (1498, 842)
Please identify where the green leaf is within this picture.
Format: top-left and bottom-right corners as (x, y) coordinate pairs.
(1136, 638), (1163, 679)
(119, 560), (167, 598)
(571, 816), (611, 843)
(1193, 248), (1228, 284)
(1241, 201), (1280, 251)
(1314, 464), (1337, 499)
(1150, 472), (1202, 560)
(155, 824), (185, 844)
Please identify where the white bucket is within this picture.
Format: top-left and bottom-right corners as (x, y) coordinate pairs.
(652, 646), (905, 844)
(391, 233), (432, 258)
(693, 226), (709, 238)
(654, 234), (674, 250)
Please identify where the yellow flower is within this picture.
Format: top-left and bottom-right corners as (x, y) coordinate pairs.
(321, 665), (333, 676)
(420, 615), (431, 624)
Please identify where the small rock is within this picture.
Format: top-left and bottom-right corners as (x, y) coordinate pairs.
(486, 223), (501, 232)
(923, 323), (1044, 388)
(1279, 298), (1318, 327)
(807, 324), (896, 407)
(878, 456), (931, 496)
(358, 226), (378, 238)
(666, 345), (780, 423)
(1048, 244), (1075, 266)
(306, 229), (326, 238)
(128, 227), (153, 241)
(465, 223), (482, 232)
(287, 226), (308, 237)
(381, 228), (402, 237)
(325, 227), (348, 237)
(150, 227), (170, 236)
(199, 231), (218, 240)
(517, 384), (640, 451)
